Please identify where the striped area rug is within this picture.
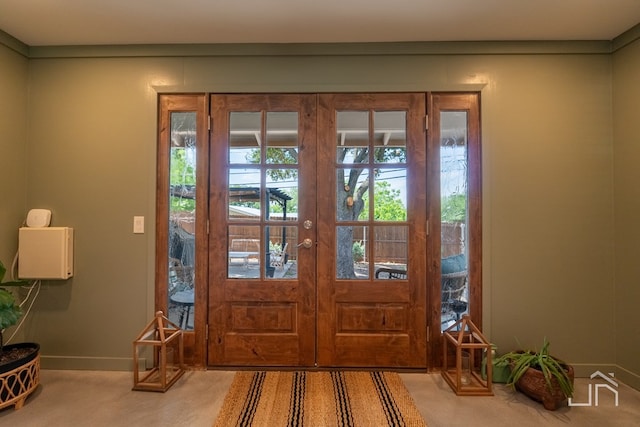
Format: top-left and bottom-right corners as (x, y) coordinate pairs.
(213, 371), (427, 427)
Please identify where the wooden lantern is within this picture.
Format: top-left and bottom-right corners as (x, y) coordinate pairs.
(442, 315), (493, 396)
(132, 311), (185, 392)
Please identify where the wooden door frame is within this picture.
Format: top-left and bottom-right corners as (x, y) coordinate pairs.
(156, 94), (209, 368)
(427, 92), (482, 370)
(155, 92), (482, 371)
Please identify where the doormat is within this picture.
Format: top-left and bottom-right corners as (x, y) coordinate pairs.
(213, 370), (427, 427)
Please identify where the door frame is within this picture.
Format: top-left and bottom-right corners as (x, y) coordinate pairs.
(428, 93), (482, 369)
(155, 92), (482, 370)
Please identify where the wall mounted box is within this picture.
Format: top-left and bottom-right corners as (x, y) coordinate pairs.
(18, 227), (74, 280)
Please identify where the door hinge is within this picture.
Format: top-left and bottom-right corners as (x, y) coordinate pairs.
(206, 219), (210, 234)
(427, 326), (430, 342)
(205, 325), (209, 342)
(425, 115), (429, 130)
(208, 115), (212, 131)
(426, 220), (430, 236)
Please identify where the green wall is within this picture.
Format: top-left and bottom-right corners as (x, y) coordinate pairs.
(613, 39), (640, 389)
(0, 42), (28, 272)
(0, 34), (638, 388)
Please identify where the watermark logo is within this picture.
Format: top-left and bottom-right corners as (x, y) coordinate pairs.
(568, 371), (619, 407)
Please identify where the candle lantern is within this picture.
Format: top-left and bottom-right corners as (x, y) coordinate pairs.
(442, 315), (493, 396)
(132, 311), (185, 392)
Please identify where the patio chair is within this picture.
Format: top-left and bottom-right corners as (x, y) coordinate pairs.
(441, 270), (467, 316)
(374, 267), (407, 279)
(270, 243), (288, 270)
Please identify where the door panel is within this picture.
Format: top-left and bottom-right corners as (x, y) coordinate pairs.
(317, 93), (428, 368)
(208, 94), (317, 366)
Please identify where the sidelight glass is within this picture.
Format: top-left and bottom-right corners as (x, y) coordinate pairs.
(168, 111), (197, 330)
(440, 111), (469, 331)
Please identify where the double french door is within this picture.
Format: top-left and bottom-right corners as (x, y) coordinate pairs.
(157, 92), (481, 369)
(208, 93), (427, 367)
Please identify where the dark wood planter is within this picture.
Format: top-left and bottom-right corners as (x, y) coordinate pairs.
(515, 363), (574, 410)
(0, 343), (40, 410)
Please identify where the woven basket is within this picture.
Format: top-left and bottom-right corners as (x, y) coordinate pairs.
(515, 364), (574, 410)
(0, 343), (40, 410)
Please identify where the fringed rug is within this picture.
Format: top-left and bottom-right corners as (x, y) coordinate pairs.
(213, 371), (427, 427)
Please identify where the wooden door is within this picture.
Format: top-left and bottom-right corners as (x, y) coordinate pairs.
(208, 94), (317, 366)
(316, 93), (428, 367)
(207, 93), (427, 368)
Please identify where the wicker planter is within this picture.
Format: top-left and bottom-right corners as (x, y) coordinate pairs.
(515, 363), (574, 410)
(0, 343), (40, 410)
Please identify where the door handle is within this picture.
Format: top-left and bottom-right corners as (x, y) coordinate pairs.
(298, 238), (313, 249)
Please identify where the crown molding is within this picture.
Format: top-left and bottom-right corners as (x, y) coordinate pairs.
(22, 40), (614, 59)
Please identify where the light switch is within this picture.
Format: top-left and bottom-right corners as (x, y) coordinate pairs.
(133, 216), (145, 234)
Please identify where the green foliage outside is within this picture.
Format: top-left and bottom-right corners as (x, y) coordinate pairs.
(373, 181), (406, 221)
(352, 241), (365, 262)
(170, 148), (196, 211)
(441, 193), (466, 222)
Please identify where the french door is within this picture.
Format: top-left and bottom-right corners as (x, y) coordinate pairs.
(208, 94), (317, 366)
(157, 92), (481, 369)
(207, 93), (427, 367)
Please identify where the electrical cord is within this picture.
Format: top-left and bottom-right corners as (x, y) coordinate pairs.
(4, 246), (41, 345)
(5, 280), (41, 345)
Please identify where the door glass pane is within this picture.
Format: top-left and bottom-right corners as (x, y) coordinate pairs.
(228, 169), (261, 221)
(337, 168), (369, 222)
(228, 226), (261, 278)
(374, 170), (406, 222)
(266, 225), (297, 278)
(336, 111), (369, 164)
(230, 112), (261, 164)
(265, 167), (298, 279)
(266, 112), (298, 164)
(373, 226), (408, 280)
(374, 111), (406, 163)
(168, 112), (196, 330)
(336, 225), (368, 279)
(440, 111), (469, 330)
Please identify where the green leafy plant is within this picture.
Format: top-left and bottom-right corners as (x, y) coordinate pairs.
(352, 241), (365, 263)
(0, 260), (26, 352)
(495, 338), (574, 398)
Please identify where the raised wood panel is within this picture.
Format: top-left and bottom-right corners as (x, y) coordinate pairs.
(337, 303), (407, 332)
(230, 303), (296, 332)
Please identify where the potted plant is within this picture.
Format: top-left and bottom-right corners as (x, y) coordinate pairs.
(0, 260), (40, 410)
(495, 338), (574, 411)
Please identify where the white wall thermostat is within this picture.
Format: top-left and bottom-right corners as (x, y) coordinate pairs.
(26, 209), (52, 227)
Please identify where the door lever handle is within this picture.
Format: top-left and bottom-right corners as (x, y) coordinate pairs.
(297, 238), (313, 249)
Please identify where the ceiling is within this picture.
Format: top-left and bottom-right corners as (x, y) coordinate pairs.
(0, 0), (639, 47)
